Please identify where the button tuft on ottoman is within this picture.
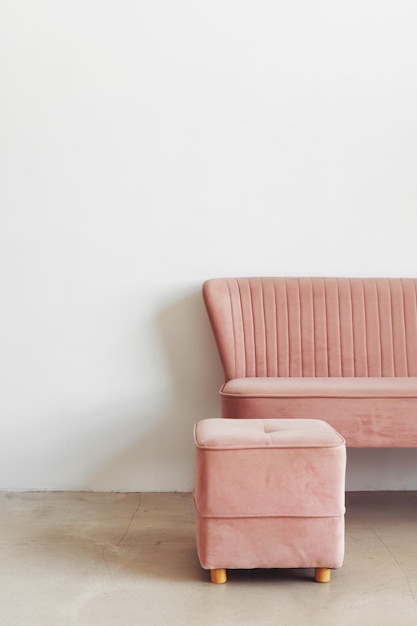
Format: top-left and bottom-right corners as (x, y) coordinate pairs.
(193, 418), (346, 583)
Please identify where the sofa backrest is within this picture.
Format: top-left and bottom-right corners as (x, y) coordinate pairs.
(203, 277), (417, 381)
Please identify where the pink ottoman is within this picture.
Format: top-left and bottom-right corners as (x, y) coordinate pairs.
(193, 418), (346, 584)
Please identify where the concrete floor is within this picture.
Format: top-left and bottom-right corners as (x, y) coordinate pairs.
(0, 492), (417, 625)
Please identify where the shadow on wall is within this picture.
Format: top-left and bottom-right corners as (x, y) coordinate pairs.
(156, 288), (225, 419)
(81, 288), (224, 492)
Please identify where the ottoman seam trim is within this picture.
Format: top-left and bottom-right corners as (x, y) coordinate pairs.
(194, 513), (346, 519)
(195, 444), (346, 450)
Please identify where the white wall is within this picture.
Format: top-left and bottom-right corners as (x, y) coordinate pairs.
(1, 1), (417, 491)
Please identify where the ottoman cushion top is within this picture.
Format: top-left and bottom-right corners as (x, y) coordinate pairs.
(194, 418), (346, 518)
(194, 418), (345, 450)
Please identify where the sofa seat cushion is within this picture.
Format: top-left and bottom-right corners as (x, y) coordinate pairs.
(220, 377), (417, 448)
(222, 377), (417, 398)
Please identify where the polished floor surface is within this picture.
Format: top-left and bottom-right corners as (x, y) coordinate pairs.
(0, 491), (416, 625)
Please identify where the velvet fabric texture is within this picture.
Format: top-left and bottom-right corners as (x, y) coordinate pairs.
(203, 277), (417, 447)
(193, 418), (346, 571)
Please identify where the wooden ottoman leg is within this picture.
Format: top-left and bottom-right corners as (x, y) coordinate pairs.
(315, 568), (331, 583)
(211, 568), (227, 584)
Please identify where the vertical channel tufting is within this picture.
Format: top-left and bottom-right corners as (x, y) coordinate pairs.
(248, 278), (267, 376)
(238, 278), (256, 377)
(324, 279), (341, 376)
(376, 280), (384, 376)
(261, 278), (278, 377)
(272, 281), (279, 376)
(403, 279), (417, 376)
(248, 279), (258, 375)
(400, 279), (409, 376)
(337, 279), (354, 376)
(286, 279), (302, 376)
(377, 279), (395, 376)
(284, 279), (291, 376)
(349, 280), (366, 376)
(390, 279), (408, 376)
(329, 280), (337, 376)
(267, 281), (279, 376)
(226, 278), (245, 379)
(246, 279), (257, 376)
(400, 281), (409, 376)
(253, 279), (264, 376)
(402, 279), (417, 376)
(363, 279), (381, 376)
(204, 276), (417, 382)
(259, 279), (267, 376)
(313, 278), (329, 377)
(275, 279), (289, 376)
(299, 278), (314, 376)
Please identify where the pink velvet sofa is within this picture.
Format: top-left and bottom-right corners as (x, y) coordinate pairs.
(203, 277), (417, 447)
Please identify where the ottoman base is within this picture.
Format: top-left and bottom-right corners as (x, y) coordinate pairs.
(210, 567), (331, 584)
